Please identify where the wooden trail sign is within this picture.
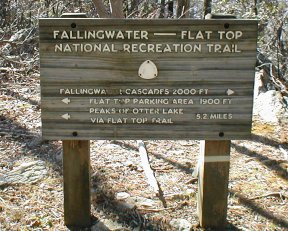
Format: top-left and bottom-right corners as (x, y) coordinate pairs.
(39, 19), (257, 140)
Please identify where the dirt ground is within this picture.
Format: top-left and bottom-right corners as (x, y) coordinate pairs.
(0, 72), (287, 230)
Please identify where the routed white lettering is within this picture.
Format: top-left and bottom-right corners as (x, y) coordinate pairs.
(218, 31), (243, 40)
(53, 30), (149, 40)
(54, 31), (60, 39)
(59, 88), (106, 95)
(181, 30), (213, 40)
(55, 44), (62, 52)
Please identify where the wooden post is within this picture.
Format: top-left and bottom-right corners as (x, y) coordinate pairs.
(63, 140), (91, 227)
(197, 140), (231, 228)
(197, 12), (236, 228)
(61, 13), (91, 228)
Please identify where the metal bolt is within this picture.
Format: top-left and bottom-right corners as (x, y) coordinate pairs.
(219, 132), (224, 137)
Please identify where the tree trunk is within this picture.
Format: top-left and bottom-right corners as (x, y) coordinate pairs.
(176, 0), (190, 18)
(203, 0), (212, 18)
(110, 0), (124, 18)
(159, 0), (166, 18)
(92, 0), (109, 18)
(92, 0), (124, 18)
(254, 0), (258, 16)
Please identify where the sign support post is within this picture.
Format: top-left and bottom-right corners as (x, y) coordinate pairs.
(63, 140), (91, 227)
(197, 14), (235, 229)
(61, 13), (91, 228)
(197, 140), (231, 228)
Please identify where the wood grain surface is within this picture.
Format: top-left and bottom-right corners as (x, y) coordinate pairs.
(39, 19), (257, 140)
(198, 140), (231, 228)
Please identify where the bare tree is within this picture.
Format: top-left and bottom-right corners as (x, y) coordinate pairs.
(91, 0), (124, 18)
(110, 0), (124, 18)
(176, 0), (190, 18)
(159, 0), (166, 18)
(92, 0), (109, 17)
(203, 0), (212, 18)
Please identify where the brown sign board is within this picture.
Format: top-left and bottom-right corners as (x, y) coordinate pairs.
(39, 19), (257, 140)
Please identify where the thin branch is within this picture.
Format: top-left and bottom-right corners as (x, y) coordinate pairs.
(0, 40), (18, 45)
(250, 192), (287, 201)
(257, 63), (288, 93)
(176, 0), (190, 18)
(178, 6), (193, 19)
(138, 205), (177, 212)
(0, 54), (26, 66)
